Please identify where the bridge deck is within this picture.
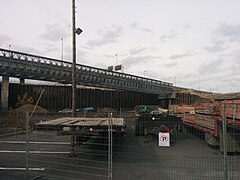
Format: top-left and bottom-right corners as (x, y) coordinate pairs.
(0, 48), (173, 96)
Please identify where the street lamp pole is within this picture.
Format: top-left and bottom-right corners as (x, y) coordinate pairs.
(115, 54), (118, 65)
(72, 0), (76, 117)
(61, 38), (64, 61)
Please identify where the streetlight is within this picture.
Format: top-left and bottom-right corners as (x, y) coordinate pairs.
(75, 28), (83, 35)
(72, 0), (83, 117)
(61, 38), (64, 60)
(143, 70), (146, 77)
(8, 45), (12, 57)
(115, 54), (118, 65)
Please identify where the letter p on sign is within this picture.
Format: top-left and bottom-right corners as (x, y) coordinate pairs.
(159, 132), (170, 147)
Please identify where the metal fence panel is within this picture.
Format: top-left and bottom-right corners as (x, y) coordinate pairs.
(1, 86), (240, 180)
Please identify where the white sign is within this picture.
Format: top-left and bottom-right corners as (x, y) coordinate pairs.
(159, 132), (170, 147)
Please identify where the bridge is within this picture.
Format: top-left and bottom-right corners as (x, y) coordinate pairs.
(0, 48), (173, 108)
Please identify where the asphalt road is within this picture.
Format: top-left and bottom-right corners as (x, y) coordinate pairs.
(0, 127), (240, 180)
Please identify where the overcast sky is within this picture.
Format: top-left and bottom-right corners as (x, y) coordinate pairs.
(0, 0), (240, 93)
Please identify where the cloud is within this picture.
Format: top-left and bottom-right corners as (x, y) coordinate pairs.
(87, 25), (123, 47)
(185, 51), (240, 92)
(40, 24), (69, 42)
(182, 24), (191, 30)
(159, 29), (179, 43)
(9, 44), (41, 55)
(0, 43), (42, 59)
(164, 61), (179, 67)
(122, 55), (162, 67)
(160, 25), (191, 43)
(102, 54), (116, 59)
(226, 51), (240, 74)
(43, 44), (59, 54)
(203, 39), (227, 53)
(129, 22), (154, 33)
(129, 47), (147, 55)
(169, 51), (196, 60)
(198, 58), (225, 75)
(144, 70), (170, 82)
(92, 62), (107, 69)
(76, 49), (88, 64)
(0, 34), (11, 46)
(215, 22), (240, 43)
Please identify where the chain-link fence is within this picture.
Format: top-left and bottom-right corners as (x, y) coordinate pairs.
(1, 86), (240, 180)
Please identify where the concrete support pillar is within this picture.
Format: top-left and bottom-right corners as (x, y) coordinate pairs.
(20, 78), (25, 84)
(1, 76), (9, 109)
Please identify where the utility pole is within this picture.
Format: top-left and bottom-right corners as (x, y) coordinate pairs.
(71, 0), (83, 117)
(72, 0), (76, 117)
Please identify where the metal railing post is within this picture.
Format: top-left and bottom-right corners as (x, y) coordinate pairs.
(108, 113), (113, 179)
(16, 109), (18, 138)
(110, 113), (113, 179)
(25, 112), (29, 180)
(108, 113), (111, 179)
(222, 103), (228, 180)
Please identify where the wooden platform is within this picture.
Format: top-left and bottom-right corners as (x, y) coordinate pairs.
(36, 117), (125, 127)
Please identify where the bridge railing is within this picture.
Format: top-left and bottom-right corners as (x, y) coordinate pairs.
(0, 48), (173, 95)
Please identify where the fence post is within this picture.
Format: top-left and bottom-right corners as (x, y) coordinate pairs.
(25, 112), (29, 180)
(108, 113), (110, 179)
(119, 107), (121, 118)
(108, 113), (113, 179)
(222, 103), (228, 180)
(69, 135), (76, 158)
(44, 109), (47, 118)
(16, 109), (19, 138)
(110, 113), (113, 179)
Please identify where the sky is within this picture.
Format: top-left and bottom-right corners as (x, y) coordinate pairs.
(0, 0), (240, 93)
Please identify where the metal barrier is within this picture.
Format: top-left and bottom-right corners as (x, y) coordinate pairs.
(0, 96), (240, 180)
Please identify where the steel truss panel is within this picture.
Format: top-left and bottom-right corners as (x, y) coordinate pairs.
(0, 48), (173, 96)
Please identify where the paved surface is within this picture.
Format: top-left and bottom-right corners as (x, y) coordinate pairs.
(0, 128), (240, 180)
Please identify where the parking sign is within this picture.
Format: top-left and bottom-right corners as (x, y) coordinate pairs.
(159, 132), (170, 147)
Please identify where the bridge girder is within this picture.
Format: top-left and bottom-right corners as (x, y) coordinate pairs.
(0, 48), (173, 97)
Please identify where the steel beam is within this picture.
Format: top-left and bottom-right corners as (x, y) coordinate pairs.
(0, 48), (173, 96)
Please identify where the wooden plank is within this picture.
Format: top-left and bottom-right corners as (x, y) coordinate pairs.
(37, 117), (125, 127)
